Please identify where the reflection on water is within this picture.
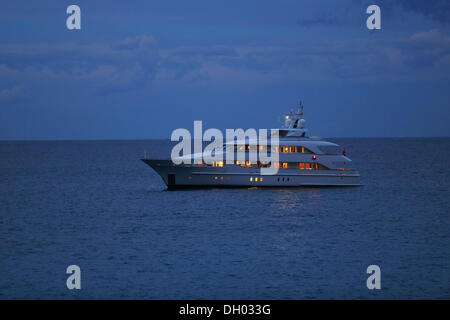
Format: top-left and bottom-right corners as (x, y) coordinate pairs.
(269, 187), (324, 213)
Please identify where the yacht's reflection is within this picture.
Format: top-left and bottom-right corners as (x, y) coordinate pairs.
(269, 187), (323, 212)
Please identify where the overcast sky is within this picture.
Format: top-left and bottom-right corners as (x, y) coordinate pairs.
(0, 0), (449, 139)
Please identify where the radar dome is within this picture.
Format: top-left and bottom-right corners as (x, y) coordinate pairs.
(299, 119), (306, 129)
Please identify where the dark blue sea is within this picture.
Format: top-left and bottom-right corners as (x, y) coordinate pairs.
(1, 138), (449, 299)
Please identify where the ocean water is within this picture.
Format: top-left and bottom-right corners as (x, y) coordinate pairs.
(0, 138), (449, 299)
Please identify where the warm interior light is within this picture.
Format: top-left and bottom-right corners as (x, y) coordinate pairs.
(250, 177), (253, 181)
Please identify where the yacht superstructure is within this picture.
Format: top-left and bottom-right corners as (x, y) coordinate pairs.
(142, 101), (361, 188)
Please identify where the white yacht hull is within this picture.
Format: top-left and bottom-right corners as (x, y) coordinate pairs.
(142, 159), (361, 189)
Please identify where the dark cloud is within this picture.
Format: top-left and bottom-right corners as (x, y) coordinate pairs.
(397, 0), (449, 24)
(379, 0), (450, 24)
(1, 29), (449, 93)
(296, 16), (339, 28)
(0, 35), (160, 92)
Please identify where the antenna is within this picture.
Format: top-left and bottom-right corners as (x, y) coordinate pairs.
(298, 99), (303, 115)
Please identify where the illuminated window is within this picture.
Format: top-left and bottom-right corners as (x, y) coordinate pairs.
(255, 177), (258, 182)
(283, 146), (289, 153)
(260, 177), (263, 182)
(301, 147), (305, 153)
(236, 160), (247, 167)
(306, 163), (311, 170)
(314, 163), (319, 170)
(245, 161), (251, 167)
(272, 146), (279, 153)
(250, 177), (253, 182)
(212, 161), (224, 167)
(220, 176), (223, 180)
(299, 163), (305, 169)
(274, 162), (280, 169)
(282, 162), (288, 169)
(214, 176), (218, 180)
(289, 146), (296, 153)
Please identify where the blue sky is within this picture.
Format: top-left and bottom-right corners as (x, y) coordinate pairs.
(0, 0), (449, 139)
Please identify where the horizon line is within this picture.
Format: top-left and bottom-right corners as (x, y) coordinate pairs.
(0, 136), (449, 142)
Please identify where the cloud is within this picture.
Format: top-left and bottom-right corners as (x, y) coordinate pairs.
(1, 29), (449, 96)
(153, 31), (450, 86)
(0, 35), (160, 92)
(410, 29), (450, 46)
(0, 85), (24, 102)
(390, 0), (450, 25)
